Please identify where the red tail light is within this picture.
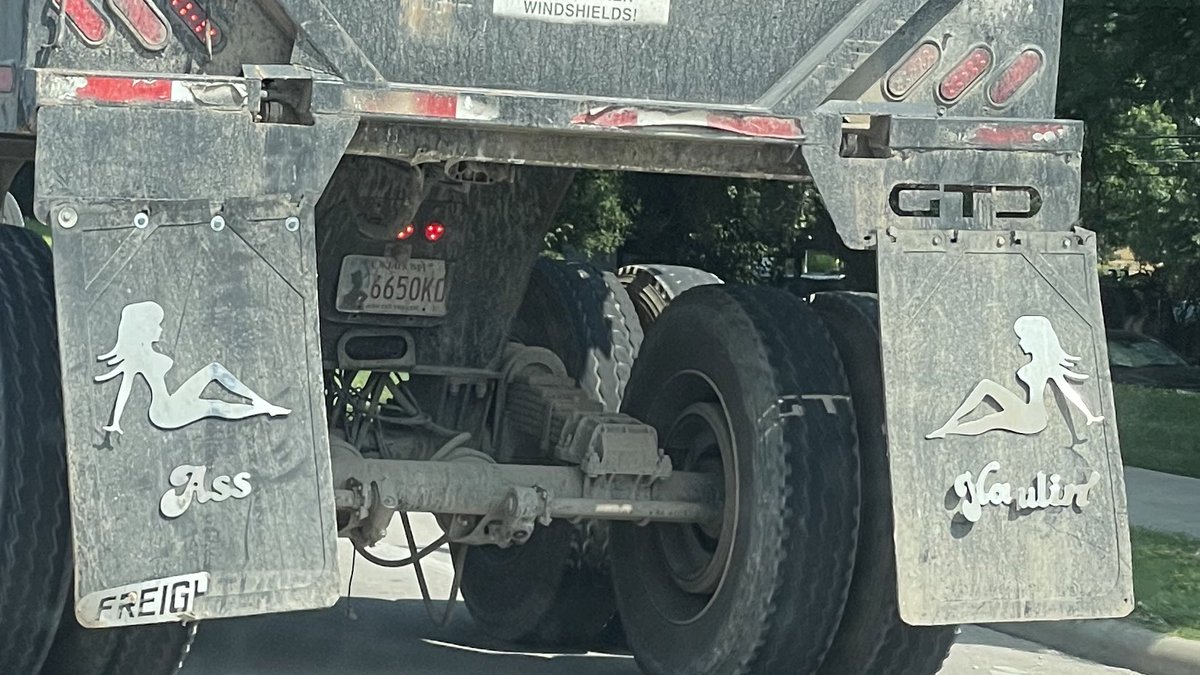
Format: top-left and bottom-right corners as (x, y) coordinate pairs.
(106, 0), (170, 51)
(989, 49), (1044, 106)
(396, 223), (416, 240)
(0, 67), (13, 94)
(166, 0), (224, 50)
(424, 222), (446, 242)
(938, 46), (993, 103)
(885, 42), (941, 100)
(50, 0), (112, 46)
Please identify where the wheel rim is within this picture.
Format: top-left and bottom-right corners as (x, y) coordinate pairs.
(642, 371), (738, 625)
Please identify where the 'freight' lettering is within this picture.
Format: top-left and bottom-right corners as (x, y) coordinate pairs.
(95, 574), (208, 623)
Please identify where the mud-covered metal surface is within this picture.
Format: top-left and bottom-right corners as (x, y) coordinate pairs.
(284, 0), (860, 103)
(877, 228), (1133, 625)
(805, 106), (1084, 250)
(36, 104), (357, 624)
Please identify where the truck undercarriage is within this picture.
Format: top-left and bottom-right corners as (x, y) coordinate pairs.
(0, 1), (1133, 673)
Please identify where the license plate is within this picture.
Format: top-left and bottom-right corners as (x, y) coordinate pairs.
(336, 255), (448, 317)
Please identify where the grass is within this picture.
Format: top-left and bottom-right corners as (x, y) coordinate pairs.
(1130, 527), (1200, 640)
(23, 217), (51, 245)
(1113, 384), (1200, 479)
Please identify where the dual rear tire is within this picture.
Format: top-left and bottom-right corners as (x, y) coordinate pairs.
(0, 224), (190, 675)
(465, 257), (955, 673)
(461, 258), (642, 646)
(609, 269), (955, 674)
(612, 285), (861, 674)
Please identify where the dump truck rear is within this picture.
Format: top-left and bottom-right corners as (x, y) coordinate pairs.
(0, 1), (1132, 673)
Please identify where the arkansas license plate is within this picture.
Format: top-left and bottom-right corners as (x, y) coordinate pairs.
(336, 255), (447, 316)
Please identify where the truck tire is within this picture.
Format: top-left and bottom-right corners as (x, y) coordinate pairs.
(616, 264), (722, 327)
(612, 285), (860, 675)
(0, 224), (190, 675)
(811, 292), (956, 675)
(461, 258), (642, 646)
(0, 224), (72, 674)
(41, 613), (194, 675)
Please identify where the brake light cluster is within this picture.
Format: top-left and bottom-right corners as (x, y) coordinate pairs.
(424, 222), (446, 242)
(0, 66), (13, 94)
(167, 0), (222, 46)
(48, 0), (225, 53)
(884, 43), (1045, 107)
(396, 222), (448, 243)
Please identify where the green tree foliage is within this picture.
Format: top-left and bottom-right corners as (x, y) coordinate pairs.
(1060, 0), (1200, 297)
(547, 171), (834, 283)
(616, 174), (808, 284)
(544, 170), (637, 261)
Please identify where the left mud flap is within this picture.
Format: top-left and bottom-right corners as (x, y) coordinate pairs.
(37, 105), (355, 627)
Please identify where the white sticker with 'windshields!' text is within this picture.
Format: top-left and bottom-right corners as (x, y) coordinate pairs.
(493, 0), (670, 26)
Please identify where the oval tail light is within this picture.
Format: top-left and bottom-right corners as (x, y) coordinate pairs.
(50, 0), (113, 47)
(885, 42), (941, 100)
(106, 0), (171, 51)
(938, 46), (993, 103)
(989, 49), (1045, 107)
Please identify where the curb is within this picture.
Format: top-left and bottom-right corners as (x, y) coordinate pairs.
(986, 619), (1200, 675)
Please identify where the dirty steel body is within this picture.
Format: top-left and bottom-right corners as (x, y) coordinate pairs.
(0, 0), (1131, 632)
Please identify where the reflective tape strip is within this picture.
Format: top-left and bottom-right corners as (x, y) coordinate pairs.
(345, 89), (501, 122)
(571, 106), (803, 139)
(38, 75), (249, 110)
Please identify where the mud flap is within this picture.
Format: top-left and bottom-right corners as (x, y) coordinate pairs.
(35, 104), (357, 626)
(877, 227), (1134, 625)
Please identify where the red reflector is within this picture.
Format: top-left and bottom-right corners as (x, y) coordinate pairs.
(396, 223), (416, 240)
(107, 0), (171, 51)
(75, 77), (173, 103)
(167, 0), (224, 50)
(988, 49), (1044, 106)
(51, 0), (112, 46)
(0, 67), (13, 94)
(412, 93), (458, 118)
(704, 114), (803, 139)
(885, 42), (941, 100)
(938, 46), (993, 103)
(424, 222), (446, 242)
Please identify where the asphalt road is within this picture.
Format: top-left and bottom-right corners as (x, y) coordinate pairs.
(1124, 466), (1200, 539)
(183, 515), (1141, 675)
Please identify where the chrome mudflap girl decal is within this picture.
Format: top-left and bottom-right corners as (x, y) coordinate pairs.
(927, 316), (1103, 439)
(95, 301), (291, 434)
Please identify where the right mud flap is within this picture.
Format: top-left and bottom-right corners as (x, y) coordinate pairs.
(877, 227), (1134, 625)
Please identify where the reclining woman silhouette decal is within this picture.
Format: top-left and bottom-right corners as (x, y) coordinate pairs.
(95, 301), (291, 435)
(927, 315), (1103, 439)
